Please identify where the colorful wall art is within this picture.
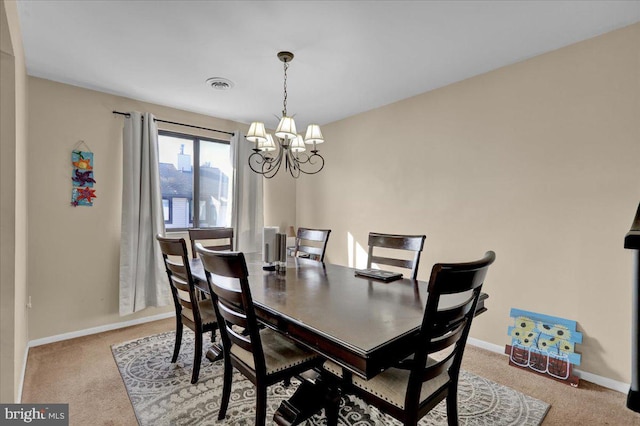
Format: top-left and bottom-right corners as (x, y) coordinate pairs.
(71, 147), (96, 206)
(505, 308), (582, 386)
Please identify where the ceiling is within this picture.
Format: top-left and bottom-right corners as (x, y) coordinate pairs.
(16, 1), (640, 130)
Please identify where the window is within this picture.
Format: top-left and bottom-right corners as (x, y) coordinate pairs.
(158, 131), (233, 230)
(162, 199), (172, 224)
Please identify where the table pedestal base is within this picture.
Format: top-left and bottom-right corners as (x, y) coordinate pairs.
(205, 344), (223, 362)
(273, 370), (340, 426)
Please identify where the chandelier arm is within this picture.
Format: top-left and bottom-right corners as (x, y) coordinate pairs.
(292, 148), (302, 168)
(248, 141), (286, 179)
(248, 150), (265, 172)
(297, 152), (325, 175)
(292, 152), (311, 165)
(265, 143), (285, 178)
(248, 151), (271, 174)
(287, 149), (301, 178)
(263, 159), (281, 179)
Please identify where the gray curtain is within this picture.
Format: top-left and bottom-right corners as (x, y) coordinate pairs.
(119, 112), (168, 315)
(231, 131), (264, 252)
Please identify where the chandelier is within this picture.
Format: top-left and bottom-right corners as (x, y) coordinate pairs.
(246, 51), (325, 178)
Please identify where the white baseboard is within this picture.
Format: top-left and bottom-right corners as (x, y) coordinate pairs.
(574, 369), (630, 394)
(28, 311), (174, 348)
(17, 345), (29, 403)
(467, 337), (505, 354)
(467, 337), (631, 394)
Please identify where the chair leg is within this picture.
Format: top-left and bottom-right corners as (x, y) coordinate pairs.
(255, 385), (267, 426)
(191, 331), (203, 384)
(325, 386), (341, 426)
(171, 317), (183, 363)
(446, 385), (459, 426)
(218, 357), (232, 420)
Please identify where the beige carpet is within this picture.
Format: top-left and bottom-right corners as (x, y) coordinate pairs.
(22, 318), (640, 425)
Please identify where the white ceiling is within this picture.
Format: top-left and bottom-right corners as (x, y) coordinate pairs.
(16, 1), (640, 130)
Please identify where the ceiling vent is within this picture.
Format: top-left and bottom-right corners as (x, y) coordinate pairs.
(206, 77), (234, 90)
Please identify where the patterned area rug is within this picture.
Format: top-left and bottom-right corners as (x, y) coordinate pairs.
(112, 331), (549, 425)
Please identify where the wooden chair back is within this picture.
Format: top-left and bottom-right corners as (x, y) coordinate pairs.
(156, 235), (202, 326)
(405, 251), (496, 415)
(188, 227), (234, 258)
(196, 247), (268, 374)
(294, 227), (332, 262)
(367, 232), (426, 280)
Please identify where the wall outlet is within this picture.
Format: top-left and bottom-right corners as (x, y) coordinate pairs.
(27, 296), (32, 309)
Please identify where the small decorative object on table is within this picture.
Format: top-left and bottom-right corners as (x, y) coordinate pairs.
(70, 141), (96, 207)
(263, 227), (288, 271)
(355, 268), (403, 282)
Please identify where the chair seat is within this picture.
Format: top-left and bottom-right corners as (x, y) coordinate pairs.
(231, 328), (318, 375)
(182, 299), (217, 325)
(324, 360), (450, 409)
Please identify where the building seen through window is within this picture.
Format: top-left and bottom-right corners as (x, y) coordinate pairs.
(158, 131), (232, 230)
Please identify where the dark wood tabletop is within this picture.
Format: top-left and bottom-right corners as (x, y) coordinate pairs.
(190, 253), (488, 379)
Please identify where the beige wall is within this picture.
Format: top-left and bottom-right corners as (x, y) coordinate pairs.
(263, 155), (297, 232)
(26, 78), (294, 340)
(0, 0), (28, 403)
(297, 23), (640, 383)
(25, 78), (295, 340)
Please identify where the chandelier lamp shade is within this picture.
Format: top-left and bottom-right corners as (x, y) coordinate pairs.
(247, 51), (325, 178)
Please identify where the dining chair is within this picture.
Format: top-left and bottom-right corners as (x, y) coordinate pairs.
(156, 235), (219, 384)
(367, 232), (427, 280)
(294, 227), (332, 262)
(324, 251), (496, 426)
(196, 245), (322, 426)
(188, 227), (234, 258)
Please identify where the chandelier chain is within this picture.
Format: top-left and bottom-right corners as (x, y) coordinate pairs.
(282, 61), (289, 117)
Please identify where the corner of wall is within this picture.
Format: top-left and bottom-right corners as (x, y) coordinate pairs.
(0, 0), (30, 403)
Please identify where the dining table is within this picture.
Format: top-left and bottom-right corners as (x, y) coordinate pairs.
(190, 252), (488, 425)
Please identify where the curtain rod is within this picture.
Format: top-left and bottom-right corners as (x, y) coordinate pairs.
(112, 110), (235, 136)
